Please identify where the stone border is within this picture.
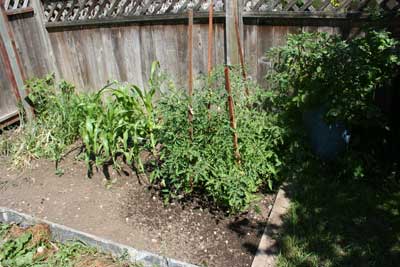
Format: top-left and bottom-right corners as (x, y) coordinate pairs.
(251, 185), (290, 267)
(0, 207), (198, 267)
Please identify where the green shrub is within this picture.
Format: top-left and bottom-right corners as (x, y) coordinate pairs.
(267, 30), (399, 130)
(151, 66), (285, 212)
(266, 30), (400, 180)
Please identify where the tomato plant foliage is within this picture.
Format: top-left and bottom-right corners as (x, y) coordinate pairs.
(152, 66), (285, 212)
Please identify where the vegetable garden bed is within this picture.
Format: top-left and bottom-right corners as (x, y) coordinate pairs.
(1, 28), (399, 267)
(0, 154), (276, 267)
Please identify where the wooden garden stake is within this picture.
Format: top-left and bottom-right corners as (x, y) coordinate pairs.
(234, 6), (248, 96)
(188, 9), (195, 190)
(207, 0), (214, 117)
(224, 66), (241, 164)
(188, 9), (194, 141)
(207, 0), (213, 76)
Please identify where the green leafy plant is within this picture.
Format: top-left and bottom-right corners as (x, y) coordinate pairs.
(1, 75), (90, 168)
(267, 30), (399, 130)
(1, 63), (162, 177)
(152, 66), (285, 212)
(81, 62), (161, 176)
(0, 223), (140, 267)
(266, 30), (400, 181)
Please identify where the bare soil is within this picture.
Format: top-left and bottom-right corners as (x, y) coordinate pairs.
(0, 153), (275, 267)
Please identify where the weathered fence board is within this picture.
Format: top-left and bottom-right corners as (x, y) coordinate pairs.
(0, 33), (19, 123)
(0, 0), (398, 98)
(47, 23), (225, 91)
(8, 14), (52, 78)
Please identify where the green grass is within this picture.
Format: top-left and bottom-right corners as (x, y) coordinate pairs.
(276, 158), (400, 267)
(0, 223), (141, 267)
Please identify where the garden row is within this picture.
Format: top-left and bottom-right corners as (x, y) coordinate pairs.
(1, 30), (399, 215)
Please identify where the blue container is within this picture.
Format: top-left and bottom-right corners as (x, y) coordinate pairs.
(302, 106), (350, 160)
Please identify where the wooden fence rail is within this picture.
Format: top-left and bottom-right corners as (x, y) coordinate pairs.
(3, 0), (33, 15)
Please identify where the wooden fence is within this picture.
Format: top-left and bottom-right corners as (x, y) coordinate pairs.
(0, 0), (399, 124)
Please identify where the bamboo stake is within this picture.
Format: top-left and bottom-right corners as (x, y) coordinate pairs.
(188, 9), (194, 141)
(234, 5), (249, 96)
(224, 66), (241, 164)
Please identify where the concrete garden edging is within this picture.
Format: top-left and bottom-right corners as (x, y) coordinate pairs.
(251, 185), (291, 267)
(0, 207), (198, 267)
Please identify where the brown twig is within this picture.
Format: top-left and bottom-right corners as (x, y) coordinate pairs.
(224, 66), (241, 164)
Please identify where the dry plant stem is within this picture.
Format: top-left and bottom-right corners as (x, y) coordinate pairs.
(188, 9), (194, 141)
(224, 66), (241, 165)
(234, 8), (249, 96)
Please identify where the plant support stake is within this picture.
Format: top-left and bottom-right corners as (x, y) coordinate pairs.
(234, 7), (248, 96)
(207, 0), (213, 76)
(207, 0), (214, 117)
(224, 66), (241, 164)
(188, 9), (194, 141)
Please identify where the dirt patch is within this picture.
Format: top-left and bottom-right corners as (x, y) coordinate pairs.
(0, 154), (275, 267)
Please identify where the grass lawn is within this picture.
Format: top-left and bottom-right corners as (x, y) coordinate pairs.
(0, 223), (139, 267)
(277, 158), (400, 267)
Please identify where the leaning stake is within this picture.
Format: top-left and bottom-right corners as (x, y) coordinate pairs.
(224, 66), (241, 164)
(234, 6), (248, 96)
(207, 0), (214, 116)
(207, 0), (214, 76)
(188, 9), (194, 141)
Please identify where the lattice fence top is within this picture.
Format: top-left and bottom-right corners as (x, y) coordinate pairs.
(243, 0), (400, 13)
(42, 0), (225, 23)
(4, 0), (30, 11)
(40, 0), (400, 25)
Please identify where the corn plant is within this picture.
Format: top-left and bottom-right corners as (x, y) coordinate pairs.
(80, 62), (161, 176)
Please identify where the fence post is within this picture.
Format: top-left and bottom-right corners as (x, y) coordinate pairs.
(225, 0), (243, 65)
(0, 0), (32, 120)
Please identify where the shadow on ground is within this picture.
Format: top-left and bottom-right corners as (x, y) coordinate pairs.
(276, 159), (400, 267)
